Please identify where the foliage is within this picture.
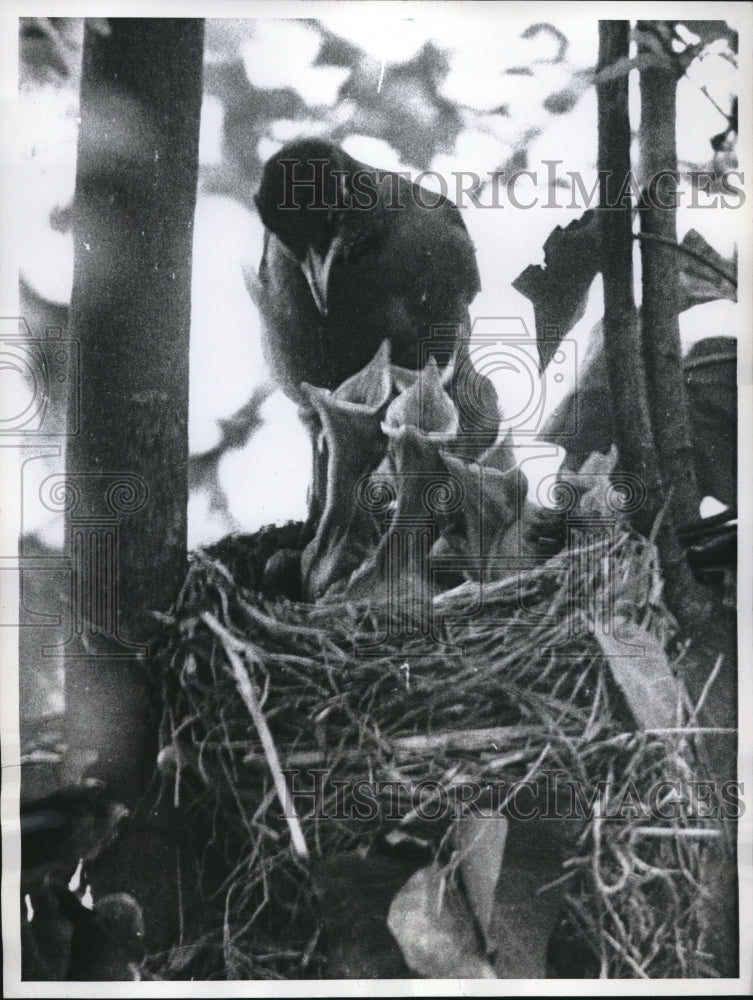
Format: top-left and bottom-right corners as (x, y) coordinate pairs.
(17, 16), (739, 545)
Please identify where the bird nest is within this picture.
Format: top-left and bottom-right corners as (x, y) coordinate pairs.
(148, 524), (733, 980)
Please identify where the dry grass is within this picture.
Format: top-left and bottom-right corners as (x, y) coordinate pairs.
(148, 526), (733, 979)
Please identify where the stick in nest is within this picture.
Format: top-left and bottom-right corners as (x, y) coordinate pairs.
(201, 610), (310, 860)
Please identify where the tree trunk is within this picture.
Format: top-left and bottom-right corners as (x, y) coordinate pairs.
(638, 20), (702, 529)
(596, 21), (716, 635)
(63, 18), (203, 945)
(596, 21), (663, 535)
(638, 27), (737, 971)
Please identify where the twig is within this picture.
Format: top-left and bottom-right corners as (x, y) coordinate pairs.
(176, 844), (184, 947)
(698, 83), (735, 129)
(630, 826), (723, 840)
(602, 930), (650, 978)
(241, 724), (573, 767)
(634, 232), (737, 289)
(202, 611), (310, 860)
(686, 654), (724, 727)
(644, 726), (736, 735)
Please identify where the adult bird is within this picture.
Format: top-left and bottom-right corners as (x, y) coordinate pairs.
(253, 137), (497, 448)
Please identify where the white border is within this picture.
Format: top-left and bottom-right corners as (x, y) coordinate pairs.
(2, 3), (751, 997)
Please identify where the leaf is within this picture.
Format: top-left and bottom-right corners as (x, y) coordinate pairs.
(387, 862), (495, 979)
(313, 853), (416, 978)
(543, 87), (579, 114)
(677, 230), (736, 312)
(678, 20), (737, 53)
(520, 22), (568, 64)
(683, 336), (736, 509)
(488, 817), (569, 978)
(592, 616), (678, 730)
(524, 224), (735, 458)
(457, 812), (508, 952)
(88, 19), (112, 39)
(537, 321), (609, 461)
(633, 24), (675, 59)
(20, 18), (83, 85)
(512, 212), (601, 373)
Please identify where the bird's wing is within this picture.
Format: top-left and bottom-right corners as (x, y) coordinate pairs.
(361, 176), (481, 355)
(437, 197), (482, 300)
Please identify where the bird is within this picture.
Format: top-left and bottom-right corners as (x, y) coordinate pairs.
(253, 137), (497, 439)
(21, 779), (129, 888)
(22, 883), (145, 981)
(66, 891), (145, 981)
(253, 138), (500, 562)
(22, 884), (75, 981)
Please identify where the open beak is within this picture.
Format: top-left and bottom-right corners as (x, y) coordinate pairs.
(301, 236), (342, 316)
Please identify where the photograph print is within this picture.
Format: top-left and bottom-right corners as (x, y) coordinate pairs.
(2, 3), (749, 992)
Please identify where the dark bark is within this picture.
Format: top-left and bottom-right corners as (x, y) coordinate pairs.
(638, 25), (737, 972)
(65, 19), (203, 803)
(596, 22), (662, 535)
(638, 20), (702, 528)
(630, 24), (720, 633)
(596, 22), (717, 637)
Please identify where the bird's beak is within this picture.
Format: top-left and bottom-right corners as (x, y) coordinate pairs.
(301, 236), (342, 316)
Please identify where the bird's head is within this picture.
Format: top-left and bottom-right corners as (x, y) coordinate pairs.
(256, 138), (354, 315)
